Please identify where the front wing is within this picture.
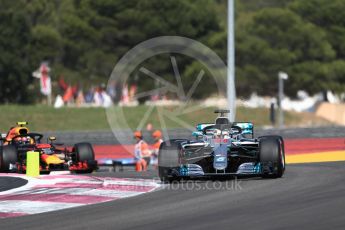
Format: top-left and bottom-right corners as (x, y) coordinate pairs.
(175, 162), (276, 177)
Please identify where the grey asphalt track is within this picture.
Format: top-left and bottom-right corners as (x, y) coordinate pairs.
(1, 162), (345, 230)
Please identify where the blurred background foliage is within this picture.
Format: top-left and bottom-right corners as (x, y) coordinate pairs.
(0, 0), (344, 103)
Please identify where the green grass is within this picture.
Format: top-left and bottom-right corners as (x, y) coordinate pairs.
(0, 105), (110, 131)
(0, 105), (331, 132)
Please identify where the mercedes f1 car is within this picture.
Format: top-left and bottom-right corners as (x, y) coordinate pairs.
(0, 122), (97, 174)
(158, 110), (285, 182)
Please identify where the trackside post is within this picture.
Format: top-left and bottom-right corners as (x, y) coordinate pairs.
(26, 151), (40, 177)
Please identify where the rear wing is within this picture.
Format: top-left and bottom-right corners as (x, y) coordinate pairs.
(233, 122), (254, 138)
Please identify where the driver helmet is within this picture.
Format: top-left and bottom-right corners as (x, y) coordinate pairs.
(222, 130), (230, 139)
(22, 136), (32, 144)
(14, 137), (22, 144)
(213, 129), (221, 137)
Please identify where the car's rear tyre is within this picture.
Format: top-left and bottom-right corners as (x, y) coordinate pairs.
(259, 136), (285, 178)
(158, 139), (186, 183)
(73, 142), (97, 173)
(0, 145), (18, 172)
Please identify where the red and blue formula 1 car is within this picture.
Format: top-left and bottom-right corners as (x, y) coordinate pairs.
(158, 110), (285, 182)
(0, 122), (97, 174)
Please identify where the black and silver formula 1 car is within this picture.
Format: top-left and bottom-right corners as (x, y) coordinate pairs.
(158, 110), (285, 182)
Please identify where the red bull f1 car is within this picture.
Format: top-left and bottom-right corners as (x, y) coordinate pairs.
(158, 110), (285, 182)
(0, 122), (97, 174)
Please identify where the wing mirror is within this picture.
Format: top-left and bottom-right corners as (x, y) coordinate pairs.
(0, 133), (6, 142)
(192, 131), (203, 139)
(48, 136), (64, 146)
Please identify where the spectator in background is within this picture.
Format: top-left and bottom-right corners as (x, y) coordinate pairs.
(56, 77), (113, 107)
(129, 84), (137, 101)
(121, 83), (129, 105)
(59, 76), (78, 105)
(150, 130), (163, 169)
(62, 86), (74, 104)
(101, 83), (113, 107)
(93, 86), (104, 107)
(59, 75), (68, 95)
(107, 80), (117, 102)
(134, 131), (151, 172)
(94, 84), (113, 108)
(85, 87), (95, 103)
(75, 90), (85, 107)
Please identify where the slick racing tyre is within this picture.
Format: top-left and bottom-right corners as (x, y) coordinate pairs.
(259, 136), (285, 178)
(258, 135), (285, 156)
(158, 139), (187, 183)
(0, 145), (18, 172)
(73, 142), (97, 173)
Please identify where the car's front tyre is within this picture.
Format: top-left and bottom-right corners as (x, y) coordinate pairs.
(158, 139), (186, 183)
(259, 136), (285, 178)
(0, 145), (18, 172)
(72, 142), (97, 173)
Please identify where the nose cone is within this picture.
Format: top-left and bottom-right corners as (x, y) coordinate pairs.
(213, 144), (228, 170)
